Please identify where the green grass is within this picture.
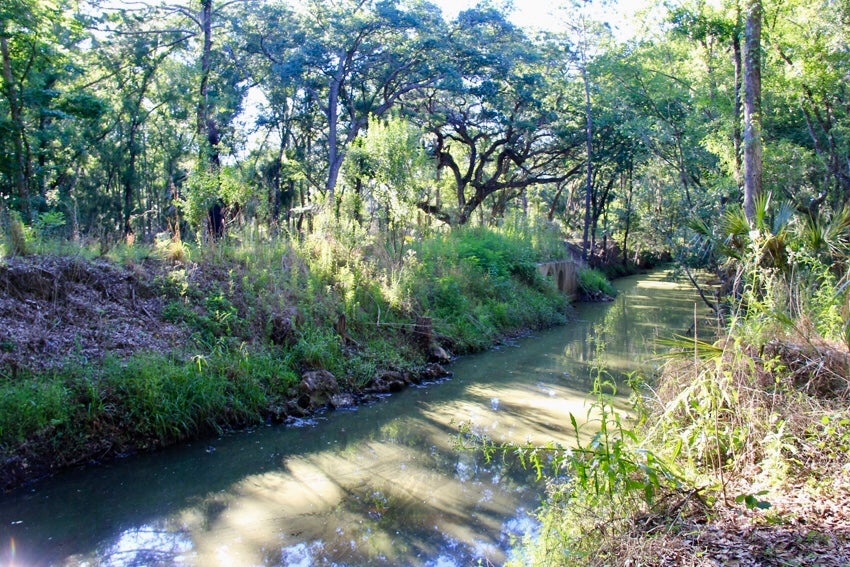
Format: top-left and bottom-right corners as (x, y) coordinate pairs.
(0, 347), (300, 457)
(0, 218), (574, 477)
(577, 267), (617, 297)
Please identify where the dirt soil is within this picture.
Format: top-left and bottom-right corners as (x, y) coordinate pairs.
(0, 255), (185, 374)
(0, 254), (453, 491)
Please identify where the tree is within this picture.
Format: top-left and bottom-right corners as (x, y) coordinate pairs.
(0, 0), (79, 222)
(765, 0), (850, 215)
(92, 7), (190, 235)
(252, 0), (446, 203)
(556, 1), (608, 260)
(0, 2), (30, 220)
(742, 0), (762, 224)
(343, 114), (432, 249)
(415, 7), (583, 226)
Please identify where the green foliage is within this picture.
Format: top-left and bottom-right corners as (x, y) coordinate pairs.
(180, 166), (220, 232)
(417, 226), (544, 283)
(114, 355), (228, 441)
(735, 490), (772, 510)
(653, 349), (756, 474)
(343, 114), (432, 209)
(294, 324), (344, 375)
(161, 290), (240, 342)
(577, 267), (616, 297)
(0, 346), (300, 456)
(563, 374), (682, 507)
(34, 211), (66, 239)
(5, 211), (31, 256)
(410, 225), (567, 351)
(0, 375), (71, 448)
(809, 413), (850, 465)
(203, 292), (239, 337)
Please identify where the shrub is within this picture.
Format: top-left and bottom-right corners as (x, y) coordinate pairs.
(0, 376), (71, 447)
(577, 267), (617, 297)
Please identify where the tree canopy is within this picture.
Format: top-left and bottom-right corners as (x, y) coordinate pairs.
(0, 0), (848, 262)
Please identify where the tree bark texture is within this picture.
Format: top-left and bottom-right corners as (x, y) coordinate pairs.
(582, 63), (593, 262)
(743, 0), (762, 224)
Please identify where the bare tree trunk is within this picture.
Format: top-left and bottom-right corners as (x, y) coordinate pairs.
(581, 63), (593, 262)
(743, 0), (762, 224)
(732, 2), (743, 187)
(123, 123), (139, 236)
(325, 51), (345, 202)
(198, 0), (219, 168)
(1, 31), (30, 221)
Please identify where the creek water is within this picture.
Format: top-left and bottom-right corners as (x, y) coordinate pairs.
(0, 270), (701, 567)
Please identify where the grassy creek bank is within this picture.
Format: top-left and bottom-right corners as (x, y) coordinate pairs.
(501, 278), (850, 562)
(0, 224), (592, 492)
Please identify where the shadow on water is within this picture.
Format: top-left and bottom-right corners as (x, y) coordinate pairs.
(0, 270), (702, 566)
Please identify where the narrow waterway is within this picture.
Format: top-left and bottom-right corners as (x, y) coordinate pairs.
(0, 270), (701, 567)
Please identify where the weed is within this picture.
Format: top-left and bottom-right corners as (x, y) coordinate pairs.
(1, 219), (575, 486)
(6, 211), (31, 256)
(295, 324), (344, 373)
(577, 267), (617, 297)
(0, 374), (71, 447)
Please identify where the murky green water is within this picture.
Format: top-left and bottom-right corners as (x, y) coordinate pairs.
(0, 270), (701, 566)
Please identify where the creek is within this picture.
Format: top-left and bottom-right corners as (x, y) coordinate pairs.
(0, 270), (700, 566)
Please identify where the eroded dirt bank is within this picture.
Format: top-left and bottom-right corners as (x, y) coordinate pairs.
(0, 255), (460, 491)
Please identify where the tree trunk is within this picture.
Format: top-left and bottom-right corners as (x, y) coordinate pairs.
(732, 2), (744, 187)
(123, 124), (139, 236)
(1, 32), (31, 221)
(581, 63), (593, 262)
(547, 181), (566, 222)
(622, 169), (633, 264)
(742, 0), (762, 224)
(325, 52), (345, 202)
(198, 0), (219, 168)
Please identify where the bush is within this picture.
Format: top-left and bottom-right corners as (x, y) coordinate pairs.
(407, 227), (568, 352)
(0, 376), (71, 447)
(578, 267), (617, 297)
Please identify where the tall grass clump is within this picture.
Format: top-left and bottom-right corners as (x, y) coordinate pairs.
(0, 347), (301, 467)
(0, 375), (72, 448)
(1, 211), (32, 257)
(577, 267), (617, 298)
(410, 225), (568, 351)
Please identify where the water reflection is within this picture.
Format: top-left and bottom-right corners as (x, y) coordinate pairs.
(98, 523), (193, 567)
(0, 270), (700, 566)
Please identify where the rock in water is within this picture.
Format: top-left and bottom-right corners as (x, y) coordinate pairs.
(299, 369), (339, 408)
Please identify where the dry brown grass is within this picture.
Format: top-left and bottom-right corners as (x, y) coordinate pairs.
(593, 338), (850, 566)
(8, 214), (30, 256)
